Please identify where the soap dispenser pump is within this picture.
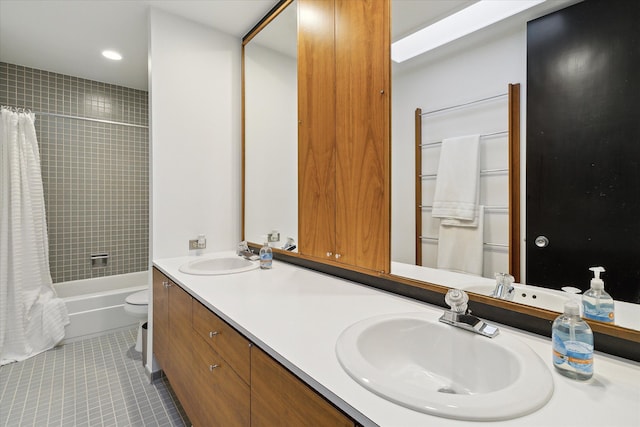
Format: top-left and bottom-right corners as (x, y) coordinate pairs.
(552, 301), (594, 380)
(582, 266), (614, 323)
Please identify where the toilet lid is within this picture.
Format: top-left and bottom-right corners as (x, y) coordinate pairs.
(126, 290), (148, 305)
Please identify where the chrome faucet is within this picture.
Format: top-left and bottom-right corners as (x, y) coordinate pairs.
(237, 241), (258, 260)
(439, 289), (499, 338)
(492, 272), (515, 300)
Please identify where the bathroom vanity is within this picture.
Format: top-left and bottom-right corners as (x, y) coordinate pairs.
(153, 253), (639, 427)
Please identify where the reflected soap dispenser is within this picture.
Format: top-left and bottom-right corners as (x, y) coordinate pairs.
(582, 266), (615, 323)
(552, 301), (594, 380)
(259, 237), (273, 270)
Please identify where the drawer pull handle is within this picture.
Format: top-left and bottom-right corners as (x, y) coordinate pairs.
(209, 331), (219, 338)
(209, 364), (219, 371)
(162, 281), (171, 288)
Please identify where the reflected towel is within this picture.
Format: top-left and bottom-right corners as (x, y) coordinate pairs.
(437, 207), (484, 276)
(432, 135), (480, 224)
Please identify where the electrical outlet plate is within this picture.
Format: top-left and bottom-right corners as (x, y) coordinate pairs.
(268, 232), (280, 242)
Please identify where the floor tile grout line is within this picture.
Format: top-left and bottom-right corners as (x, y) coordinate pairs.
(115, 331), (142, 426)
(0, 362), (17, 426)
(106, 331), (123, 425)
(44, 346), (57, 425)
(1, 327), (187, 427)
(18, 350), (37, 426)
(82, 337), (91, 426)
(97, 332), (114, 424)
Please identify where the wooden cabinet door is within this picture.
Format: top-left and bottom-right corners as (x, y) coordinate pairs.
(335, 0), (390, 272)
(190, 332), (250, 427)
(298, 0), (337, 262)
(251, 347), (355, 427)
(165, 283), (195, 418)
(298, 0), (390, 272)
(152, 269), (169, 368)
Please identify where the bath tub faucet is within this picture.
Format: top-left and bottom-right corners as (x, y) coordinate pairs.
(439, 289), (499, 338)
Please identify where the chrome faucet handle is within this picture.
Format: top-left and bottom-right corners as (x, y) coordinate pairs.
(493, 272), (515, 300)
(237, 240), (250, 255)
(444, 289), (469, 314)
(440, 289), (499, 338)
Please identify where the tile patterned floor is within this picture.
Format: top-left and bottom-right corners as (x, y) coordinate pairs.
(0, 328), (189, 427)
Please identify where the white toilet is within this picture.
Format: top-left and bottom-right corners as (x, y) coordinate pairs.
(124, 290), (149, 352)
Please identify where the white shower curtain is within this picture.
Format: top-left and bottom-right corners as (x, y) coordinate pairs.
(0, 107), (69, 365)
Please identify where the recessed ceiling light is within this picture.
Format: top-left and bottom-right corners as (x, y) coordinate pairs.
(102, 50), (122, 61)
(392, 0), (546, 63)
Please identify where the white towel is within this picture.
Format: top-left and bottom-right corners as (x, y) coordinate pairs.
(437, 207), (484, 276)
(432, 135), (480, 225)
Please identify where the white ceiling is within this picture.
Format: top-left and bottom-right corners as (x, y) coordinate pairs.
(0, 0), (578, 92)
(0, 0), (280, 90)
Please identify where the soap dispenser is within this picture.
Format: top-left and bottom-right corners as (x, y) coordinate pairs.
(552, 301), (593, 380)
(582, 266), (615, 323)
(259, 237), (273, 270)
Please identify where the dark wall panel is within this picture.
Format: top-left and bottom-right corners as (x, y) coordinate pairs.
(526, 0), (640, 303)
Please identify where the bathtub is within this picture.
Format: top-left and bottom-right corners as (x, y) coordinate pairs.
(54, 271), (149, 344)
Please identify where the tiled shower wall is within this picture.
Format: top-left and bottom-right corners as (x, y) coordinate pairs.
(0, 62), (149, 283)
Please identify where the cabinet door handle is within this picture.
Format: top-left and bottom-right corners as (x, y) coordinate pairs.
(335, 253), (341, 259)
(209, 364), (219, 371)
(162, 281), (171, 288)
(209, 331), (219, 338)
(326, 252), (333, 257)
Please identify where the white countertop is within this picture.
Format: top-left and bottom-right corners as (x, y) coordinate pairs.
(154, 252), (640, 427)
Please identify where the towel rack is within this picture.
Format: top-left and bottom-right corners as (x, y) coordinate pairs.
(420, 92), (508, 117)
(420, 168), (508, 179)
(420, 130), (508, 148)
(415, 83), (521, 281)
(419, 236), (509, 249)
(420, 205), (508, 212)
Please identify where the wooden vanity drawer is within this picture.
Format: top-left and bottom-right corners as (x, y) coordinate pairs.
(190, 330), (250, 427)
(192, 299), (251, 384)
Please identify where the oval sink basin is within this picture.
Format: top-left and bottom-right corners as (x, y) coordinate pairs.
(464, 283), (570, 312)
(336, 312), (553, 421)
(179, 256), (258, 275)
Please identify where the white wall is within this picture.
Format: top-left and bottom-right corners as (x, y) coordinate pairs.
(244, 43), (298, 247)
(149, 8), (242, 259)
(147, 8), (242, 373)
(391, 23), (527, 279)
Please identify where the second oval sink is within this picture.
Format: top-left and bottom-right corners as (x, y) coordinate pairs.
(179, 256), (258, 275)
(336, 312), (553, 421)
(464, 283), (570, 312)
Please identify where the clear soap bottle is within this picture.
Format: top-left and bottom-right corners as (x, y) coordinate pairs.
(582, 266), (615, 323)
(552, 301), (593, 380)
(259, 238), (273, 270)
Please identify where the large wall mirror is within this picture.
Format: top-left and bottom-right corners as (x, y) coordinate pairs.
(243, 0), (639, 351)
(390, 0), (639, 334)
(244, 0), (298, 250)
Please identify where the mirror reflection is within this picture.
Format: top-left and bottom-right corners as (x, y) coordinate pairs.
(242, 0), (639, 334)
(244, 1), (298, 251)
(390, 0), (639, 331)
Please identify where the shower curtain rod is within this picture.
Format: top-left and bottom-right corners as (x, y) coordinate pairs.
(1, 105), (148, 129)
